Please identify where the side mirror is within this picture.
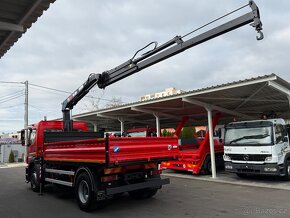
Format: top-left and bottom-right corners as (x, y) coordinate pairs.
(20, 129), (25, 146)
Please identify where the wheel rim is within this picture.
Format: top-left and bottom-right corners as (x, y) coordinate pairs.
(287, 165), (290, 175)
(78, 180), (89, 204)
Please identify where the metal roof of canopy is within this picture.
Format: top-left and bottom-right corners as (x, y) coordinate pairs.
(73, 74), (290, 131)
(0, 0), (55, 59)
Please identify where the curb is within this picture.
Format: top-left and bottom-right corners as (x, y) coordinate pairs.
(0, 163), (26, 169)
(162, 172), (290, 191)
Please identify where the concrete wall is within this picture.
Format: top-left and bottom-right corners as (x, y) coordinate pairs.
(0, 144), (25, 163)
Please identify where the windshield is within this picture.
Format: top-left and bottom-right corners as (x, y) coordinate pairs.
(224, 126), (273, 145)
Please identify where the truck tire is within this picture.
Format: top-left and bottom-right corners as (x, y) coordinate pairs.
(30, 166), (40, 192)
(75, 172), (95, 212)
(283, 161), (290, 181)
(202, 156), (212, 175)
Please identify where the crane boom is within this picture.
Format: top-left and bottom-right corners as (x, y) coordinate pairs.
(62, 1), (263, 131)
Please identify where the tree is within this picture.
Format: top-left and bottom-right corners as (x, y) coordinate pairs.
(179, 127), (194, 139)
(8, 150), (15, 163)
(79, 86), (123, 111)
(105, 96), (123, 108)
(162, 129), (174, 137)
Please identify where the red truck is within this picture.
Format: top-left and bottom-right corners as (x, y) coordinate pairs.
(161, 113), (224, 174)
(23, 1), (262, 211)
(23, 120), (179, 211)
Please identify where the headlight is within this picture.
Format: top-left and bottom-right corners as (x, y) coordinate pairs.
(265, 156), (272, 162)
(223, 155), (231, 161)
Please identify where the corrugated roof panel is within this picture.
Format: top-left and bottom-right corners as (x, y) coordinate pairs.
(0, 0), (55, 59)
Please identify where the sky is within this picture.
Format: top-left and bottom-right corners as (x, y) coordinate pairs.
(0, 0), (290, 133)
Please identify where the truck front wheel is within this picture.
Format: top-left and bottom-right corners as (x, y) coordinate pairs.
(30, 166), (40, 192)
(283, 161), (290, 181)
(75, 172), (95, 212)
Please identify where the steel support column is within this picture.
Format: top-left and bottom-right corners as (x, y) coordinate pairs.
(154, 113), (160, 137)
(93, 123), (97, 132)
(206, 107), (217, 179)
(118, 118), (125, 136)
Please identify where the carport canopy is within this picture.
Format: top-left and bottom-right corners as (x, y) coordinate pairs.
(73, 74), (290, 131)
(0, 0), (55, 59)
(72, 74), (290, 178)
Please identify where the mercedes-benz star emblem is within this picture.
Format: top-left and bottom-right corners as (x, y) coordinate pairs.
(243, 154), (249, 161)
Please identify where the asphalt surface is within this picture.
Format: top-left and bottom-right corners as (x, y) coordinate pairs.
(163, 169), (290, 191)
(1, 166), (290, 218)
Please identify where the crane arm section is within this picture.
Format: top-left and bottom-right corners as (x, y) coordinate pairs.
(62, 1), (263, 131)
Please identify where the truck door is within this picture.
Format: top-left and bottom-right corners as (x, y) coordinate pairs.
(274, 124), (288, 165)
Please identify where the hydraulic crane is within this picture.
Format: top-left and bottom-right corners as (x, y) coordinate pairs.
(62, 1), (263, 131)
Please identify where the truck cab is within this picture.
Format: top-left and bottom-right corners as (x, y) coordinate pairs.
(22, 121), (87, 163)
(223, 118), (290, 178)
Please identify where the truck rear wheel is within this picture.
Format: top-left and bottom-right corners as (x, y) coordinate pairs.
(30, 166), (40, 192)
(75, 172), (95, 212)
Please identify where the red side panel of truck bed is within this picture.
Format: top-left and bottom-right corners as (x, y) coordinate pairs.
(43, 137), (179, 165)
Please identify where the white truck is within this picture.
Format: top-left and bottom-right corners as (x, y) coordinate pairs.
(223, 118), (290, 179)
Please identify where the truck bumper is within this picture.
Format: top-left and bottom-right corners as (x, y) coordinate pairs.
(106, 178), (169, 195)
(224, 162), (282, 176)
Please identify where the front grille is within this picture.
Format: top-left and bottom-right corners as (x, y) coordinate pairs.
(228, 154), (271, 162)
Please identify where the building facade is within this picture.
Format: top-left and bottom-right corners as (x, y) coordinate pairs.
(140, 87), (184, 101)
(0, 132), (24, 163)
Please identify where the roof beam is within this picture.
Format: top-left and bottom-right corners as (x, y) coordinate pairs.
(0, 21), (24, 32)
(234, 83), (267, 110)
(192, 96), (288, 103)
(97, 113), (152, 125)
(182, 97), (253, 119)
(131, 106), (180, 120)
(238, 102), (289, 112)
(268, 81), (290, 107)
(141, 106), (183, 111)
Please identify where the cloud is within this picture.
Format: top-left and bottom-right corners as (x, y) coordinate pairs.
(0, 0), (290, 132)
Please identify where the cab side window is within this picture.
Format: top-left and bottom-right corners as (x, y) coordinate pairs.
(29, 129), (36, 145)
(275, 124), (284, 144)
